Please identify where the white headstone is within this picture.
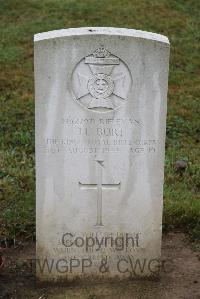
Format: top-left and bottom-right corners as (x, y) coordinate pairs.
(34, 27), (170, 281)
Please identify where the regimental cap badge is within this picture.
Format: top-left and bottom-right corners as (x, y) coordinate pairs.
(72, 46), (132, 111)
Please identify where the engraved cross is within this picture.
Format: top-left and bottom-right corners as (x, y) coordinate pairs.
(79, 160), (121, 226)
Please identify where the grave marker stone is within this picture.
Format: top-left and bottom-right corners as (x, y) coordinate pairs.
(34, 27), (170, 281)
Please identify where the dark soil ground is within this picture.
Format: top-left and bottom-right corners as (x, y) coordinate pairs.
(0, 232), (199, 299)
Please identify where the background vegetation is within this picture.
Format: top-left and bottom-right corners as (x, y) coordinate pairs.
(0, 0), (199, 243)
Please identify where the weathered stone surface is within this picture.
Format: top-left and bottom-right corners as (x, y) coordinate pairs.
(34, 27), (170, 281)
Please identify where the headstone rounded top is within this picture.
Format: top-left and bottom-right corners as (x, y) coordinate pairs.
(34, 27), (169, 45)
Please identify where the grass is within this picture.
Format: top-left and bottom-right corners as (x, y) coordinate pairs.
(0, 0), (199, 242)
